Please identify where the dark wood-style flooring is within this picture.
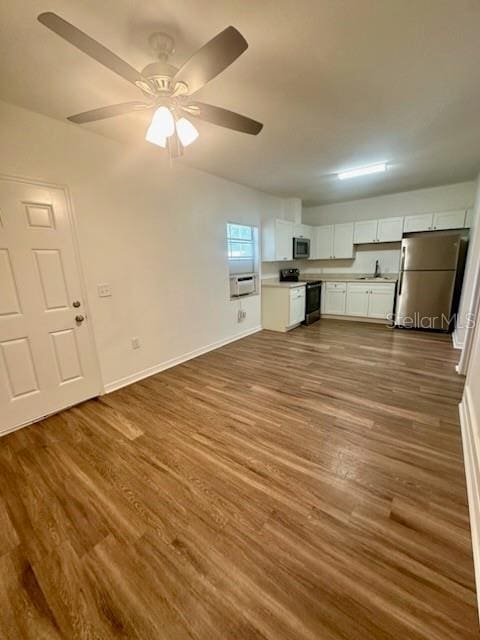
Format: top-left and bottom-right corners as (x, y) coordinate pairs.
(0, 319), (477, 639)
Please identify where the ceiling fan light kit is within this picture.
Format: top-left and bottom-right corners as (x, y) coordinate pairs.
(37, 13), (263, 160)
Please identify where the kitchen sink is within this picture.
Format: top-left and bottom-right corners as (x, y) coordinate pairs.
(356, 276), (394, 281)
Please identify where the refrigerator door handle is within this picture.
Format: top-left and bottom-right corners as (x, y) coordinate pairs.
(398, 270), (403, 295)
(398, 246), (406, 295)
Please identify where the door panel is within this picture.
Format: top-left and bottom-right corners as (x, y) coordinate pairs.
(0, 249), (21, 315)
(402, 234), (460, 271)
(0, 178), (100, 434)
(0, 337), (39, 398)
(395, 270), (456, 330)
(34, 249), (70, 310)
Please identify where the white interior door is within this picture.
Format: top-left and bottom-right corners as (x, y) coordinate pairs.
(0, 178), (101, 435)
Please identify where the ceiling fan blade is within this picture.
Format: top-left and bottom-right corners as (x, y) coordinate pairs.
(174, 27), (248, 95)
(68, 101), (150, 124)
(185, 102), (263, 135)
(38, 12), (145, 87)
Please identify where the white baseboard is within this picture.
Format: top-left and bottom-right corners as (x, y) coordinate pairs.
(320, 314), (389, 325)
(453, 330), (464, 350)
(103, 325), (262, 394)
(459, 385), (480, 620)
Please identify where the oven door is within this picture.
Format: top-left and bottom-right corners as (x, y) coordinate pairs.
(293, 237), (310, 259)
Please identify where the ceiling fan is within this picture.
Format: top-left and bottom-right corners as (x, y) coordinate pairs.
(37, 12), (263, 157)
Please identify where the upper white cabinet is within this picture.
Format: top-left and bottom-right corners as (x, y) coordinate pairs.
(403, 209), (466, 233)
(377, 217), (404, 242)
(311, 223), (354, 259)
(293, 224), (312, 239)
(275, 219), (293, 260)
(354, 217), (403, 244)
(433, 209), (466, 231)
(262, 218), (293, 262)
(403, 213), (433, 233)
(354, 220), (378, 244)
(333, 223), (355, 258)
(313, 225), (334, 259)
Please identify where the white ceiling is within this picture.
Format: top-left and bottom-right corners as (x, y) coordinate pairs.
(1, 0), (480, 205)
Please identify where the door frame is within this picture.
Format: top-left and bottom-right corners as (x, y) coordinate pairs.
(0, 172), (103, 435)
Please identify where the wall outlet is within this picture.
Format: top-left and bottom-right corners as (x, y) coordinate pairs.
(238, 310), (247, 322)
(97, 283), (112, 298)
(131, 337), (141, 350)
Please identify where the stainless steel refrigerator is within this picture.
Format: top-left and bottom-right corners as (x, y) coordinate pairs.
(394, 231), (468, 332)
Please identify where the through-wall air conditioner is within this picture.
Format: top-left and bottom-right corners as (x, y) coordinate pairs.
(230, 274), (257, 297)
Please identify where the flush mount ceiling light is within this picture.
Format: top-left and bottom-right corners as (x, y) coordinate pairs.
(37, 12), (263, 160)
(338, 162), (388, 180)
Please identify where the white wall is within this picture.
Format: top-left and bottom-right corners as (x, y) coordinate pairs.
(298, 244), (401, 276)
(460, 178), (480, 606)
(456, 175), (480, 348)
(303, 181), (476, 226)
(0, 99), (287, 390)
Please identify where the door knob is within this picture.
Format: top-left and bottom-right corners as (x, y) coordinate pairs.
(75, 315), (85, 323)
(72, 300), (81, 308)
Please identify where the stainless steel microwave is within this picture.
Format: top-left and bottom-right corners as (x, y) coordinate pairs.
(293, 236), (310, 259)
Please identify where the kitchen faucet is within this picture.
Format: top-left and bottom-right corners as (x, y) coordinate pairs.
(374, 260), (381, 278)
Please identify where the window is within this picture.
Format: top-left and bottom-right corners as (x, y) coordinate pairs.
(227, 223), (258, 275)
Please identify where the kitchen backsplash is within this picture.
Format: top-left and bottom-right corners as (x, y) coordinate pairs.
(262, 243), (401, 278)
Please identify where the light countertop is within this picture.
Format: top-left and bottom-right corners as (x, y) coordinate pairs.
(261, 280), (307, 289)
(262, 274), (398, 287)
(300, 273), (398, 283)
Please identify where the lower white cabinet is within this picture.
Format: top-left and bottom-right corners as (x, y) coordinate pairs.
(367, 284), (396, 319)
(289, 287), (306, 326)
(323, 282), (347, 314)
(323, 281), (396, 320)
(345, 283), (370, 316)
(261, 284), (306, 332)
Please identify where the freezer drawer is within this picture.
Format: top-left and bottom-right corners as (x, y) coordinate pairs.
(395, 270), (456, 331)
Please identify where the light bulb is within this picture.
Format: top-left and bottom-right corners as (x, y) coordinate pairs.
(176, 117), (199, 147)
(145, 106), (175, 146)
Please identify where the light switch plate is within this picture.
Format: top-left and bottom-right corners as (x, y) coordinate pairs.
(97, 283), (112, 297)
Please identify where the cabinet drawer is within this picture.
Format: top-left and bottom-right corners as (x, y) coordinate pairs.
(325, 282), (347, 292)
(290, 286), (306, 299)
(368, 283), (396, 294)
